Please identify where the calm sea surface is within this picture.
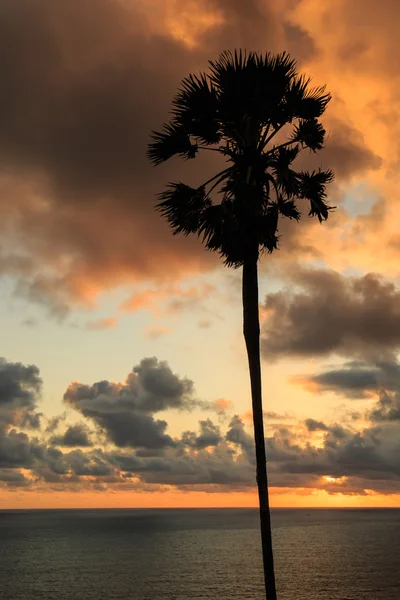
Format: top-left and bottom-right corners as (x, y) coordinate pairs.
(0, 508), (399, 600)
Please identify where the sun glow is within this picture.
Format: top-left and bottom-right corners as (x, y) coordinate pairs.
(323, 476), (348, 484)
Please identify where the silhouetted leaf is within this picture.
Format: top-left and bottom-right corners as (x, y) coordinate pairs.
(172, 74), (221, 145)
(276, 198), (301, 220)
(293, 118), (326, 151)
(156, 183), (210, 234)
(270, 146), (300, 196)
(295, 86), (331, 119)
(148, 123), (197, 165)
(298, 169), (334, 221)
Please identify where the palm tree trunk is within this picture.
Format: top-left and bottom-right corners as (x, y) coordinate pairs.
(242, 254), (277, 600)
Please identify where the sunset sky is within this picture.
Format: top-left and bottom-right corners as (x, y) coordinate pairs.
(1, 0), (399, 509)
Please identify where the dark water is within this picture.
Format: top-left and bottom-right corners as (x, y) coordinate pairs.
(0, 508), (399, 600)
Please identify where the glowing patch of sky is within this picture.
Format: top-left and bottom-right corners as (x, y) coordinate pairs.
(0, 265), (352, 440)
(341, 182), (379, 218)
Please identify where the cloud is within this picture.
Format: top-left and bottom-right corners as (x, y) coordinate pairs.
(0, 427), (44, 469)
(63, 358), (196, 448)
(292, 360), (400, 401)
(181, 419), (222, 449)
(226, 415), (254, 457)
(0, 0), (221, 314)
(0, 0), (383, 315)
(50, 424), (93, 447)
(0, 355), (399, 496)
(304, 418), (329, 432)
(121, 283), (215, 317)
(107, 442), (253, 488)
(44, 413), (66, 434)
(369, 392), (400, 423)
(262, 270), (400, 361)
(77, 418), (400, 493)
(0, 468), (29, 487)
(212, 398), (234, 417)
(241, 410), (295, 424)
(264, 420), (400, 493)
(0, 358), (42, 428)
(66, 450), (115, 478)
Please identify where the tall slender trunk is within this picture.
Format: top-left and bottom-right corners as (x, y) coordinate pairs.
(242, 254), (277, 600)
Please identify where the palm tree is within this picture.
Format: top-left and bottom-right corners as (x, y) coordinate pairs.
(148, 50), (333, 600)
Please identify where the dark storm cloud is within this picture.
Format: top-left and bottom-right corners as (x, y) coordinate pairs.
(64, 358), (195, 448)
(107, 442), (254, 487)
(0, 359), (48, 474)
(293, 114), (382, 180)
(66, 450), (115, 477)
(45, 414), (67, 434)
(321, 118), (382, 179)
(225, 415), (254, 463)
(0, 0), (380, 313)
(65, 357), (195, 413)
(0, 358), (42, 427)
(0, 468), (29, 487)
(308, 367), (381, 398)
(293, 360), (400, 399)
(0, 0), (218, 313)
(262, 270), (400, 360)
(181, 419), (222, 449)
(66, 403), (174, 450)
(50, 424), (93, 447)
(78, 417), (400, 492)
(265, 422), (400, 489)
(304, 418), (329, 432)
(0, 427), (44, 469)
(369, 391), (400, 422)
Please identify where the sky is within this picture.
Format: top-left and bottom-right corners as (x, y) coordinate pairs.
(0, 0), (400, 509)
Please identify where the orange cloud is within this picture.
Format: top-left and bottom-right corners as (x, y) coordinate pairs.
(290, 375), (324, 395)
(122, 283), (215, 315)
(86, 317), (117, 330)
(146, 0), (224, 48)
(0, 0), (399, 317)
(214, 398), (233, 413)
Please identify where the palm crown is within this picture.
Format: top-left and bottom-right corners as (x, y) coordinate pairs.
(148, 50), (334, 267)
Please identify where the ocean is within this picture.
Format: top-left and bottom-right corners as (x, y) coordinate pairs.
(0, 508), (399, 600)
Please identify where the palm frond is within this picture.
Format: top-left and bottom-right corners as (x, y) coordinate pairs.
(285, 73), (332, 120)
(272, 144), (300, 165)
(171, 73), (221, 145)
(298, 169), (334, 222)
(156, 183), (210, 234)
(295, 85), (331, 119)
(275, 198), (301, 220)
(198, 203), (244, 267)
(209, 50), (297, 132)
(148, 123), (197, 165)
(208, 49), (249, 83)
(263, 51), (297, 79)
(292, 118), (326, 152)
(269, 146), (300, 196)
(253, 51), (298, 125)
(285, 74), (312, 117)
(198, 204), (224, 250)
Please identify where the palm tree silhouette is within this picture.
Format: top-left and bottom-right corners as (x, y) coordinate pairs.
(148, 50), (333, 600)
